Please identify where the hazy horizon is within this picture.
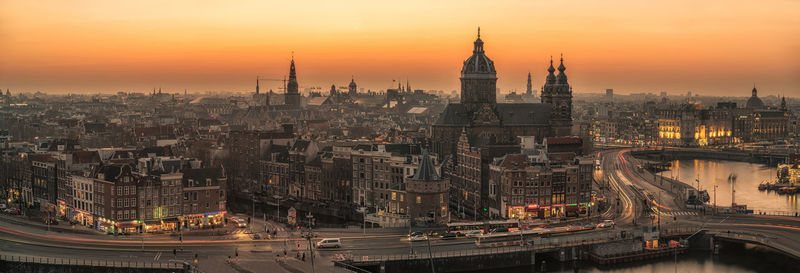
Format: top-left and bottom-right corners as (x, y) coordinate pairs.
(1, 0), (798, 97)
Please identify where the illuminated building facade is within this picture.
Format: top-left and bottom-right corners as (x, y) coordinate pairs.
(657, 88), (788, 146)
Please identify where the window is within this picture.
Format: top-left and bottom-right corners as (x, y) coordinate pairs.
(131, 198), (136, 207)
(416, 196), (421, 204)
(391, 192), (396, 200)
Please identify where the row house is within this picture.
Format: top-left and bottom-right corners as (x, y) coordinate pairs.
(94, 163), (140, 234)
(490, 141), (593, 220)
(182, 167), (227, 227)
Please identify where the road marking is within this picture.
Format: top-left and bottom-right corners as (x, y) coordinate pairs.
(153, 251), (161, 261)
(720, 216), (730, 224)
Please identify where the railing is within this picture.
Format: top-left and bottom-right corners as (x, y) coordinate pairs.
(351, 245), (530, 262)
(750, 210), (800, 217)
(351, 230), (645, 263)
(0, 254), (185, 270)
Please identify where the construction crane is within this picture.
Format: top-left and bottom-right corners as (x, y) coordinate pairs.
(256, 76), (286, 94)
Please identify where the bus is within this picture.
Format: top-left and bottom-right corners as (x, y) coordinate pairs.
(446, 220), (520, 235)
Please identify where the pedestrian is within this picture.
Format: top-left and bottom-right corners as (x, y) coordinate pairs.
(302, 252), (306, 261)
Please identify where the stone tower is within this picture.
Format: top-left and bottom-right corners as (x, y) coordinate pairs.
(541, 55), (573, 135)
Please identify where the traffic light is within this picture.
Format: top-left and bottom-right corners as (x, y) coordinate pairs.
(247, 217), (251, 224)
(483, 208), (487, 212)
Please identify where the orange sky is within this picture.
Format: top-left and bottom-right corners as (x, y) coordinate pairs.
(1, 0), (798, 97)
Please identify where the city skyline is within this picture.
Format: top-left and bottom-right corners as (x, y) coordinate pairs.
(1, 0), (799, 96)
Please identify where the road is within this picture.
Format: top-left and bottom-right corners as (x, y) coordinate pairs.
(2, 148), (799, 272)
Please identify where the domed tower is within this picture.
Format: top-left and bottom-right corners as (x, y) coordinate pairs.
(746, 85), (765, 110)
(348, 77), (357, 96)
(460, 27), (497, 112)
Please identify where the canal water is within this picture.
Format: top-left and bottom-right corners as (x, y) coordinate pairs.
(665, 159), (799, 215)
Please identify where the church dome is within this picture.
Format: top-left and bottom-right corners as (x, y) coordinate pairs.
(461, 28), (496, 76)
(746, 87), (765, 109)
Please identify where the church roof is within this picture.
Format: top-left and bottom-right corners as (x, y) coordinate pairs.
(435, 103), (552, 126)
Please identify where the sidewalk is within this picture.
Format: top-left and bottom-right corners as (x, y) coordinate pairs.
(0, 213), (243, 241)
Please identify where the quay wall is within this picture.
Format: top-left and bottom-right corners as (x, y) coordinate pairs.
(0, 261), (187, 273)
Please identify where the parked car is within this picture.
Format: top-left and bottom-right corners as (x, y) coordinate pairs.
(0, 204), (6, 210)
(440, 232), (458, 240)
(316, 238), (342, 248)
(409, 234), (428, 242)
(5, 208), (21, 215)
(465, 230), (483, 238)
(597, 220), (615, 228)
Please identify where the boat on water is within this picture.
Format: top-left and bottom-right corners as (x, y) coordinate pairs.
(777, 187), (799, 194)
(758, 181), (792, 191)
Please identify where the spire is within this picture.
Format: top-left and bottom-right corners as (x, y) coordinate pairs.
(781, 96), (787, 111)
(473, 26), (484, 53)
(256, 76), (260, 94)
(413, 149), (440, 181)
(752, 84), (758, 97)
(406, 79), (411, 93)
(556, 54), (568, 84)
(287, 53), (298, 95)
(526, 72), (533, 95)
(546, 56), (557, 84)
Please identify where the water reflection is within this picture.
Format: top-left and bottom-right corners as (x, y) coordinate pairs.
(665, 159), (799, 214)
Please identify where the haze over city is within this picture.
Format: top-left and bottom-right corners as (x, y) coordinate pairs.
(1, 0), (798, 96)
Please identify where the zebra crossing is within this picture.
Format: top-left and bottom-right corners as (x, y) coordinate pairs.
(660, 211), (698, 216)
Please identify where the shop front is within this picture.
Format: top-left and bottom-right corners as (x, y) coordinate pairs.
(56, 200), (69, 219)
(116, 221), (141, 234)
(143, 220), (162, 233)
(161, 218), (180, 231)
(96, 218), (115, 234)
(206, 212), (225, 226)
(181, 211), (226, 229)
(72, 209), (93, 227)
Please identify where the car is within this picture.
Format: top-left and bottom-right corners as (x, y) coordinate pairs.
(316, 238), (342, 248)
(5, 208), (20, 215)
(465, 230), (483, 238)
(440, 232), (458, 240)
(597, 220), (615, 228)
(426, 231), (441, 238)
(409, 234), (428, 242)
(408, 231), (424, 237)
(0, 204), (6, 210)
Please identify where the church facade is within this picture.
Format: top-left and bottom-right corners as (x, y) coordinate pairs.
(432, 30), (573, 159)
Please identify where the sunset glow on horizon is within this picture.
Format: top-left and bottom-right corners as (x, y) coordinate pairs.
(1, 0), (798, 97)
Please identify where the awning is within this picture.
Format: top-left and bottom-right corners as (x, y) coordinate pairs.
(162, 217), (180, 223)
(144, 220), (161, 226)
(98, 222), (113, 227)
(117, 222), (140, 228)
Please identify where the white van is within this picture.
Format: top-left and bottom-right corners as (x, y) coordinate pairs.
(316, 238), (342, 248)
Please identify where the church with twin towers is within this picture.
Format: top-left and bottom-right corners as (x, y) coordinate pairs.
(432, 28), (574, 158)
